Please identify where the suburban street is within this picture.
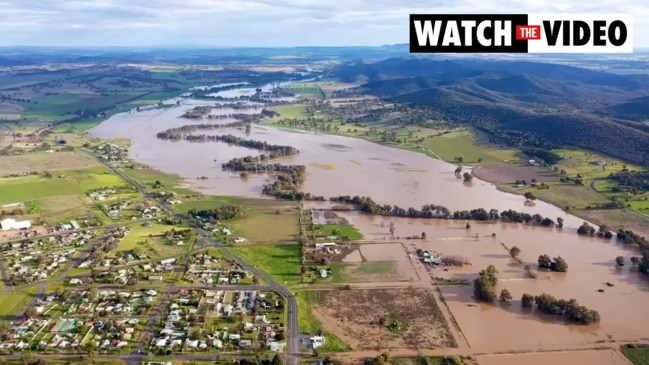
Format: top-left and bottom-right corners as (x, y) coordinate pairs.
(88, 149), (302, 365)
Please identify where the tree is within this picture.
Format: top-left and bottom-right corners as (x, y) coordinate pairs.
(538, 254), (552, 269)
(465, 222), (471, 229)
(463, 172), (473, 182)
(271, 355), (286, 365)
(521, 293), (534, 308)
(557, 217), (564, 229)
(499, 289), (513, 303)
(473, 265), (498, 302)
(552, 256), (568, 272)
(509, 246), (521, 258)
(524, 192), (536, 201)
(24, 307), (38, 319)
(631, 256), (640, 268)
(615, 256), (625, 267)
(421, 232), (427, 240)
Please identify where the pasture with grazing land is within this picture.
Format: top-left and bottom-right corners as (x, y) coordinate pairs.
(231, 244), (302, 285)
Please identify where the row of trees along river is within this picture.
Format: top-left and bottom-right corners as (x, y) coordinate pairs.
(156, 121), (251, 140)
(329, 195), (557, 226)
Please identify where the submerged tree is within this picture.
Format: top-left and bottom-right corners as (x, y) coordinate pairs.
(499, 289), (513, 303)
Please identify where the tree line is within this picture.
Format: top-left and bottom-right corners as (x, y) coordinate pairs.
(609, 170), (649, 194)
(522, 293), (600, 325)
(329, 195), (556, 226)
(522, 148), (563, 165)
(156, 121), (250, 140)
(187, 205), (245, 221)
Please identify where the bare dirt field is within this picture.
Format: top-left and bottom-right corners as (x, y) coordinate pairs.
(473, 163), (560, 184)
(311, 288), (457, 350)
(0, 225), (49, 242)
(476, 349), (632, 365)
(0, 150), (100, 174)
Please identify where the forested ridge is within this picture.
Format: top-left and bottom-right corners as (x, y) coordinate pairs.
(331, 58), (649, 166)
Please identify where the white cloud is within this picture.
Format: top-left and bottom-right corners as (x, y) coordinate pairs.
(0, 0), (646, 47)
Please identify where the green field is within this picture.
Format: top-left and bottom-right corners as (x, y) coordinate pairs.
(0, 167), (127, 204)
(121, 167), (193, 194)
(283, 85), (324, 99)
(517, 182), (610, 210)
(0, 288), (38, 319)
(414, 129), (520, 163)
(116, 222), (190, 259)
(231, 244), (302, 285)
(313, 224), (363, 240)
(177, 196), (299, 243)
(622, 345), (649, 365)
(270, 104), (309, 119)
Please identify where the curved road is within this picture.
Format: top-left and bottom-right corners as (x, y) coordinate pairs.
(83, 148), (301, 365)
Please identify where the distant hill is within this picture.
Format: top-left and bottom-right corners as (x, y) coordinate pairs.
(331, 57), (649, 166)
(605, 96), (649, 121)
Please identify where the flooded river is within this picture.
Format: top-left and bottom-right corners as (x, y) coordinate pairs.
(91, 98), (588, 229)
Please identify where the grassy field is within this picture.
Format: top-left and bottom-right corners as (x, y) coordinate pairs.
(177, 195), (299, 243)
(283, 85), (325, 99)
(506, 182), (611, 210)
(231, 244), (302, 285)
(121, 167), (193, 194)
(622, 345), (649, 365)
(313, 224), (363, 240)
(413, 129), (520, 163)
(0, 288), (38, 319)
(0, 167), (127, 204)
(293, 290), (351, 352)
(0, 150), (100, 175)
(116, 222), (190, 259)
(270, 104), (310, 119)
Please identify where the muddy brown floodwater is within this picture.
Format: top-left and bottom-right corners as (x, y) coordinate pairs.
(91, 98), (588, 229)
(328, 210), (649, 353)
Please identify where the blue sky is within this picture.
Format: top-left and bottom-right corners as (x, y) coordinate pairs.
(0, 0), (647, 47)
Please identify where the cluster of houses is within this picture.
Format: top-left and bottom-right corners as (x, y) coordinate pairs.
(4, 249), (76, 284)
(1, 230), (98, 284)
(201, 222), (246, 244)
(182, 252), (250, 285)
(0, 289), (154, 353)
(92, 143), (128, 162)
(76, 226), (131, 269)
(151, 289), (285, 353)
(79, 258), (176, 285)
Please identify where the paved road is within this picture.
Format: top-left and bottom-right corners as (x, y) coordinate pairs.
(84, 148), (302, 365)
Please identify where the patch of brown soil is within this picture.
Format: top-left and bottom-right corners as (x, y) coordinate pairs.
(313, 288), (457, 351)
(473, 163), (560, 184)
